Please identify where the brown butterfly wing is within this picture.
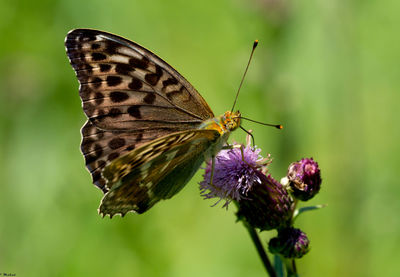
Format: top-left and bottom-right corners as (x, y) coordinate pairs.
(65, 29), (215, 192)
(65, 28), (214, 130)
(100, 129), (221, 216)
(81, 120), (176, 192)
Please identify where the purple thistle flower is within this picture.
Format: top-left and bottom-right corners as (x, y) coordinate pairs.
(200, 145), (265, 207)
(269, 227), (310, 258)
(286, 158), (321, 201)
(200, 142), (294, 230)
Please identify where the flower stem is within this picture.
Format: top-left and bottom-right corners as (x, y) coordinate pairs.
(284, 258), (298, 277)
(243, 220), (277, 277)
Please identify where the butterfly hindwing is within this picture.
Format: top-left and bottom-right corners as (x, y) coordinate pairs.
(99, 129), (221, 216)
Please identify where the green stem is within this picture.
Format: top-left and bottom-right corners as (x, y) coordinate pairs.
(243, 221), (277, 277)
(284, 258), (298, 277)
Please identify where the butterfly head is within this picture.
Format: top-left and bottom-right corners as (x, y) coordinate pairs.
(221, 111), (241, 132)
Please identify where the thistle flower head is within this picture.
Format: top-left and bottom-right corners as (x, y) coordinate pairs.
(199, 144), (267, 207)
(269, 227), (310, 258)
(286, 158), (321, 201)
(200, 139), (294, 230)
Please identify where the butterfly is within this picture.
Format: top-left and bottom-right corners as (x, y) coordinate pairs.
(65, 29), (241, 217)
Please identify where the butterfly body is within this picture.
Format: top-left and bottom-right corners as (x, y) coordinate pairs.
(65, 29), (241, 216)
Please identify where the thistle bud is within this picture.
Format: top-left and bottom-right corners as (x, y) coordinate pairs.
(287, 158), (321, 201)
(269, 227), (310, 258)
(237, 172), (294, 231)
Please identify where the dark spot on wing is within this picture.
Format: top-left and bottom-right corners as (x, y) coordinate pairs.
(127, 106), (141, 118)
(110, 91), (129, 103)
(129, 57), (149, 70)
(143, 92), (156, 104)
(92, 53), (106, 61)
(109, 138), (126, 150)
(108, 108), (122, 118)
(115, 63), (134, 75)
(106, 76), (122, 86)
(99, 64), (111, 72)
(128, 77), (142, 90)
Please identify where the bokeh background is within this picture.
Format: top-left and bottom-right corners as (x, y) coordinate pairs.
(1, 0), (399, 276)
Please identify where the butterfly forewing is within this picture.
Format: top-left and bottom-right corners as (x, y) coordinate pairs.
(65, 29), (214, 132)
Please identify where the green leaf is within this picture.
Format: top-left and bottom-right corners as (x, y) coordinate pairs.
(293, 204), (327, 221)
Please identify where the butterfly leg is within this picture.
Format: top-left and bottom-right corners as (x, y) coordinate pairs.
(221, 144), (252, 166)
(209, 155), (216, 186)
(221, 144), (234, 150)
(239, 145), (252, 167)
(239, 126), (255, 146)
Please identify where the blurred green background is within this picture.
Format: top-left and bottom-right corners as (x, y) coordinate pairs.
(1, 0), (399, 276)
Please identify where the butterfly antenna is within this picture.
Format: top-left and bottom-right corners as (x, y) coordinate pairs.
(240, 116), (283, 130)
(231, 40), (259, 112)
